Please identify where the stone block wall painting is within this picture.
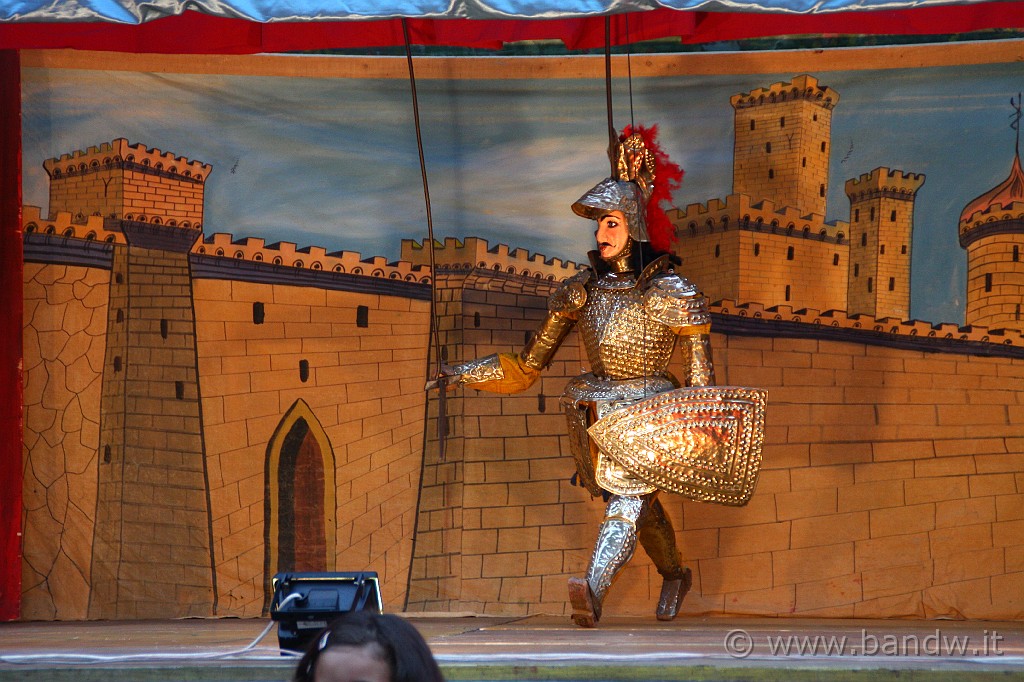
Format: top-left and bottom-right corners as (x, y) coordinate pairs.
(22, 263), (108, 620)
(21, 136), (433, 618)
(15, 43), (1024, 620)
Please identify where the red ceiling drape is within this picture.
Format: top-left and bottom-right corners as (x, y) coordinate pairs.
(0, 3), (1021, 53)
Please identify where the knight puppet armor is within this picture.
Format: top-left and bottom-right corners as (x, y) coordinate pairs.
(435, 128), (766, 627)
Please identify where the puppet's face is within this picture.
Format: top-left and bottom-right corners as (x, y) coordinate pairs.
(595, 210), (630, 261)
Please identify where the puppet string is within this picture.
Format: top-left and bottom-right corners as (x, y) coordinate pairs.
(403, 19), (447, 461)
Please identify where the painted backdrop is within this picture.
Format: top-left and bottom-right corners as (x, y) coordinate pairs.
(18, 44), (1024, 620)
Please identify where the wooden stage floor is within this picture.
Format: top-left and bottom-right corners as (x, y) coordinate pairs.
(0, 614), (1022, 681)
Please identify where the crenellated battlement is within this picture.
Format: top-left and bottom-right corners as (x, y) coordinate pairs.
(21, 205), (126, 244)
(400, 236), (582, 281)
(44, 138), (212, 182)
(712, 299), (1024, 350)
(845, 167), (926, 201)
(730, 74), (840, 111)
(195, 232), (431, 282)
(959, 200), (1024, 233)
(668, 194), (849, 243)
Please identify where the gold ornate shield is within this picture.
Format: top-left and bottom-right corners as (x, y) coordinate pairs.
(587, 386), (767, 506)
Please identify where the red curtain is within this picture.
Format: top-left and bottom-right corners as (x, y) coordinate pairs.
(0, 3), (1020, 54)
(0, 49), (23, 622)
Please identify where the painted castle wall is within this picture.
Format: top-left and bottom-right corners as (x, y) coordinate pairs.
(407, 266), (583, 614)
(20, 235), (1024, 620)
(671, 198), (848, 312)
(18, 78), (1024, 621)
(677, 76), (926, 323)
(958, 135), (1024, 331)
(730, 75), (839, 219)
(193, 278), (429, 616)
(407, 279), (1024, 619)
(632, 330), (1022, 619)
(404, 268), (472, 611)
(21, 263), (107, 620)
(401, 237), (582, 282)
(44, 139), (209, 228)
(845, 169), (924, 320)
(20, 251), (431, 618)
(90, 242), (213, 620)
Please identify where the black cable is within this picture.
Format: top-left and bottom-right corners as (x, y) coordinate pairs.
(403, 19), (447, 459)
(402, 17), (446, 610)
(621, 14), (649, 390)
(605, 15), (616, 175)
(626, 13), (635, 131)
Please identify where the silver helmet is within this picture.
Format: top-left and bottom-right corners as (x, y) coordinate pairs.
(571, 131), (658, 243)
(571, 178), (647, 243)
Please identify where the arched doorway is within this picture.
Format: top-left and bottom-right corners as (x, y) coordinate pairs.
(263, 399), (336, 608)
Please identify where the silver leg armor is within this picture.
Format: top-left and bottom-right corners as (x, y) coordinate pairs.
(587, 495), (644, 605)
(570, 493), (691, 627)
(570, 494), (642, 628)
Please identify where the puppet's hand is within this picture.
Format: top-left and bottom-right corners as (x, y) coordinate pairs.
(424, 364), (459, 392)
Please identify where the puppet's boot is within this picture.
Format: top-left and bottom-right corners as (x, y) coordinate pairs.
(567, 577), (600, 628)
(638, 497), (691, 621)
(656, 567), (693, 621)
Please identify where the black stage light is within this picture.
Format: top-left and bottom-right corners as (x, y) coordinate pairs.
(270, 571), (383, 653)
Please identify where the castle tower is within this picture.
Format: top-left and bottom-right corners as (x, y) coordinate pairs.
(669, 196), (849, 313)
(959, 146), (1024, 331)
(730, 75), (839, 218)
(844, 168), (925, 319)
(43, 138), (208, 226)
(44, 140), (217, 618)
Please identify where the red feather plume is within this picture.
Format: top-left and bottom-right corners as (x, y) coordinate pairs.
(620, 124), (684, 253)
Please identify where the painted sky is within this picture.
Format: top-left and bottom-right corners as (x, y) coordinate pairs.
(21, 57), (1024, 325)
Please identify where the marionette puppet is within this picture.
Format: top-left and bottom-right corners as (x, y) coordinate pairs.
(429, 127), (766, 627)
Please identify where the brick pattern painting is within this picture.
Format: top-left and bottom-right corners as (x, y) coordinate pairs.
(645, 333), (1023, 619)
(89, 242), (214, 620)
(193, 279), (430, 616)
(408, 277), (1024, 619)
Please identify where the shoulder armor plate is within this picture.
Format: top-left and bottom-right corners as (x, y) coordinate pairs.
(636, 255), (674, 289)
(549, 269), (590, 314)
(644, 274), (710, 328)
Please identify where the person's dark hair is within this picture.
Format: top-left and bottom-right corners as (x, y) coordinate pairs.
(292, 610), (445, 682)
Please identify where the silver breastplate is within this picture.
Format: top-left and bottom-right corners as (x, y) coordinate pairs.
(579, 274), (677, 379)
